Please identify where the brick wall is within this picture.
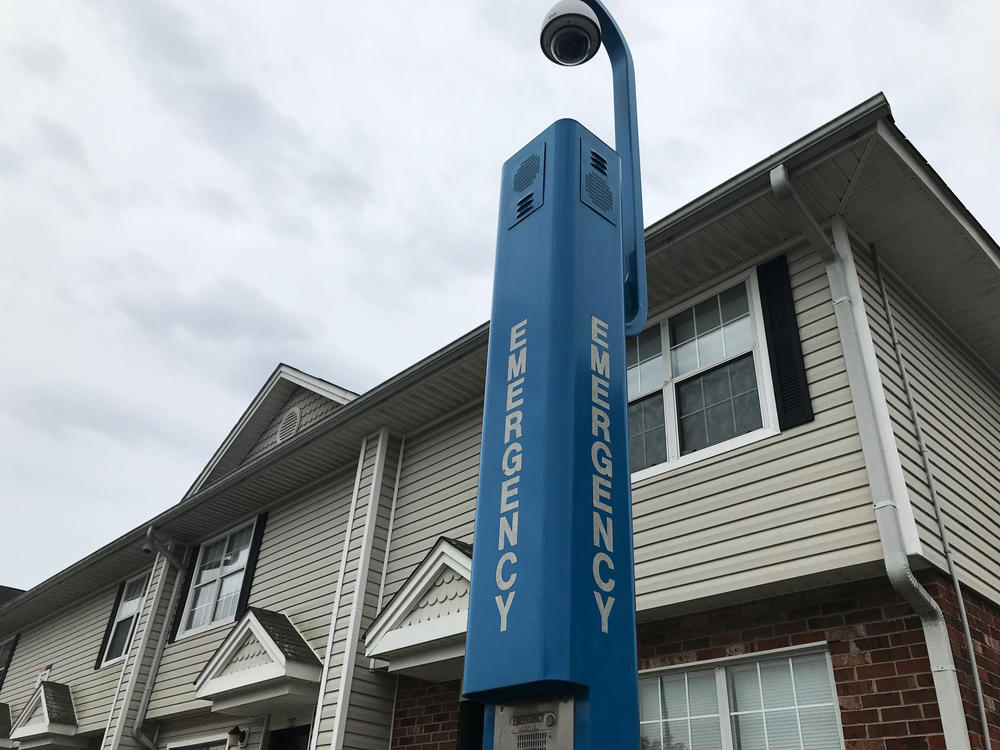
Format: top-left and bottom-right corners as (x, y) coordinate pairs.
(388, 574), (1000, 750)
(390, 677), (460, 750)
(922, 574), (1000, 750)
(636, 574), (999, 750)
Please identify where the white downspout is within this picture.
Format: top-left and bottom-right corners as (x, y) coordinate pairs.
(870, 243), (991, 750)
(826, 216), (970, 749)
(770, 164), (972, 748)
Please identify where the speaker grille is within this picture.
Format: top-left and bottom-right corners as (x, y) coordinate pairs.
(513, 154), (541, 193)
(585, 172), (613, 213)
(516, 732), (548, 750)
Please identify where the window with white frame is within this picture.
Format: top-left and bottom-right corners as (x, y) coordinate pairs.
(102, 573), (149, 664)
(180, 521), (255, 635)
(628, 275), (775, 475)
(639, 652), (843, 750)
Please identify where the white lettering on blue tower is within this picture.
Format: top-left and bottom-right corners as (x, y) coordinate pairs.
(590, 316), (616, 633)
(496, 318), (527, 632)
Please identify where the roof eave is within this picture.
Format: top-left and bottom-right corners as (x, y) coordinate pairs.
(645, 92), (892, 249)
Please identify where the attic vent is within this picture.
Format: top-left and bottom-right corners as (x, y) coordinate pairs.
(276, 407), (301, 444)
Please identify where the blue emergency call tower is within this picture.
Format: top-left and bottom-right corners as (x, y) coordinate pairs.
(463, 3), (647, 749)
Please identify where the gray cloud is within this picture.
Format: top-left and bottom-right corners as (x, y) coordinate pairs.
(5, 381), (183, 445)
(0, 142), (25, 178)
(35, 117), (88, 168)
(117, 276), (313, 345)
(268, 213), (318, 245)
(184, 186), (247, 223)
(108, 0), (370, 211)
(11, 38), (68, 83)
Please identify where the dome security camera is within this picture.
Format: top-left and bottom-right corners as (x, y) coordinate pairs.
(540, 0), (602, 67)
(141, 540), (154, 554)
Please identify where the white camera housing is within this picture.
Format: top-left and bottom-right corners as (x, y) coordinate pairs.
(540, 0), (601, 67)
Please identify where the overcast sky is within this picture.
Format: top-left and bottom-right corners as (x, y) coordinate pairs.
(2, 1), (999, 590)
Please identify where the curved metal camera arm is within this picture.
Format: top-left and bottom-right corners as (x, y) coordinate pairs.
(580, 0), (647, 336)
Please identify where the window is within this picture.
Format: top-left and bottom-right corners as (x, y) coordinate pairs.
(0, 634), (17, 691)
(102, 573), (149, 665)
(628, 275), (776, 475)
(180, 522), (255, 635)
(639, 652), (843, 750)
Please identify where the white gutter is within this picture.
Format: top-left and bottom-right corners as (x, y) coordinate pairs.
(771, 166), (971, 749)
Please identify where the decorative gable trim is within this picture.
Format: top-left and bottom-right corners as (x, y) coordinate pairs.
(365, 537), (472, 667)
(9, 682), (84, 750)
(193, 608), (321, 715)
(185, 364), (357, 497)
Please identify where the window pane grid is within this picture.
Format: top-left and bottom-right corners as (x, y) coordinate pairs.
(641, 654), (842, 750)
(627, 278), (773, 475)
(669, 285), (752, 380)
(182, 523), (254, 634)
(729, 657), (840, 750)
(639, 670), (721, 750)
(103, 573), (149, 663)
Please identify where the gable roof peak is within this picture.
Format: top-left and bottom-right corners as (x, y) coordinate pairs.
(185, 364), (359, 497)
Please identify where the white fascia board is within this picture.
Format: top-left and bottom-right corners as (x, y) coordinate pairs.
(10, 685), (43, 735)
(367, 611), (468, 659)
(277, 366), (358, 405)
(195, 644), (321, 701)
(365, 539), (472, 651)
(195, 662), (287, 700)
(10, 723), (79, 741)
(386, 642), (467, 674)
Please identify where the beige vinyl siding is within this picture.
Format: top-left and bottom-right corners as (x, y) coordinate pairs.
(145, 468), (357, 720)
(0, 574), (150, 733)
(379, 406), (481, 604)
(854, 246), (944, 562)
(378, 248), (881, 617)
(632, 245), (882, 610)
(857, 246), (1000, 600)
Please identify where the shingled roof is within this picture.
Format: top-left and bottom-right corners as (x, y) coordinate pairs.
(246, 607), (320, 666)
(39, 682), (75, 726)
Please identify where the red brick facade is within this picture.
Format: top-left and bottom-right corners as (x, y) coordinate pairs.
(391, 678), (461, 750)
(390, 574), (1000, 750)
(922, 575), (1000, 750)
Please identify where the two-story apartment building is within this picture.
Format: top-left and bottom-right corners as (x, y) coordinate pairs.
(1, 94), (998, 750)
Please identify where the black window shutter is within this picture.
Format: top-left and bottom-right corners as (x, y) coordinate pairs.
(0, 633), (19, 691)
(457, 700), (485, 750)
(167, 547), (199, 644)
(235, 512), (268, 621)
(757, 254), (814, 430)
(94, 582), (126, 669)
